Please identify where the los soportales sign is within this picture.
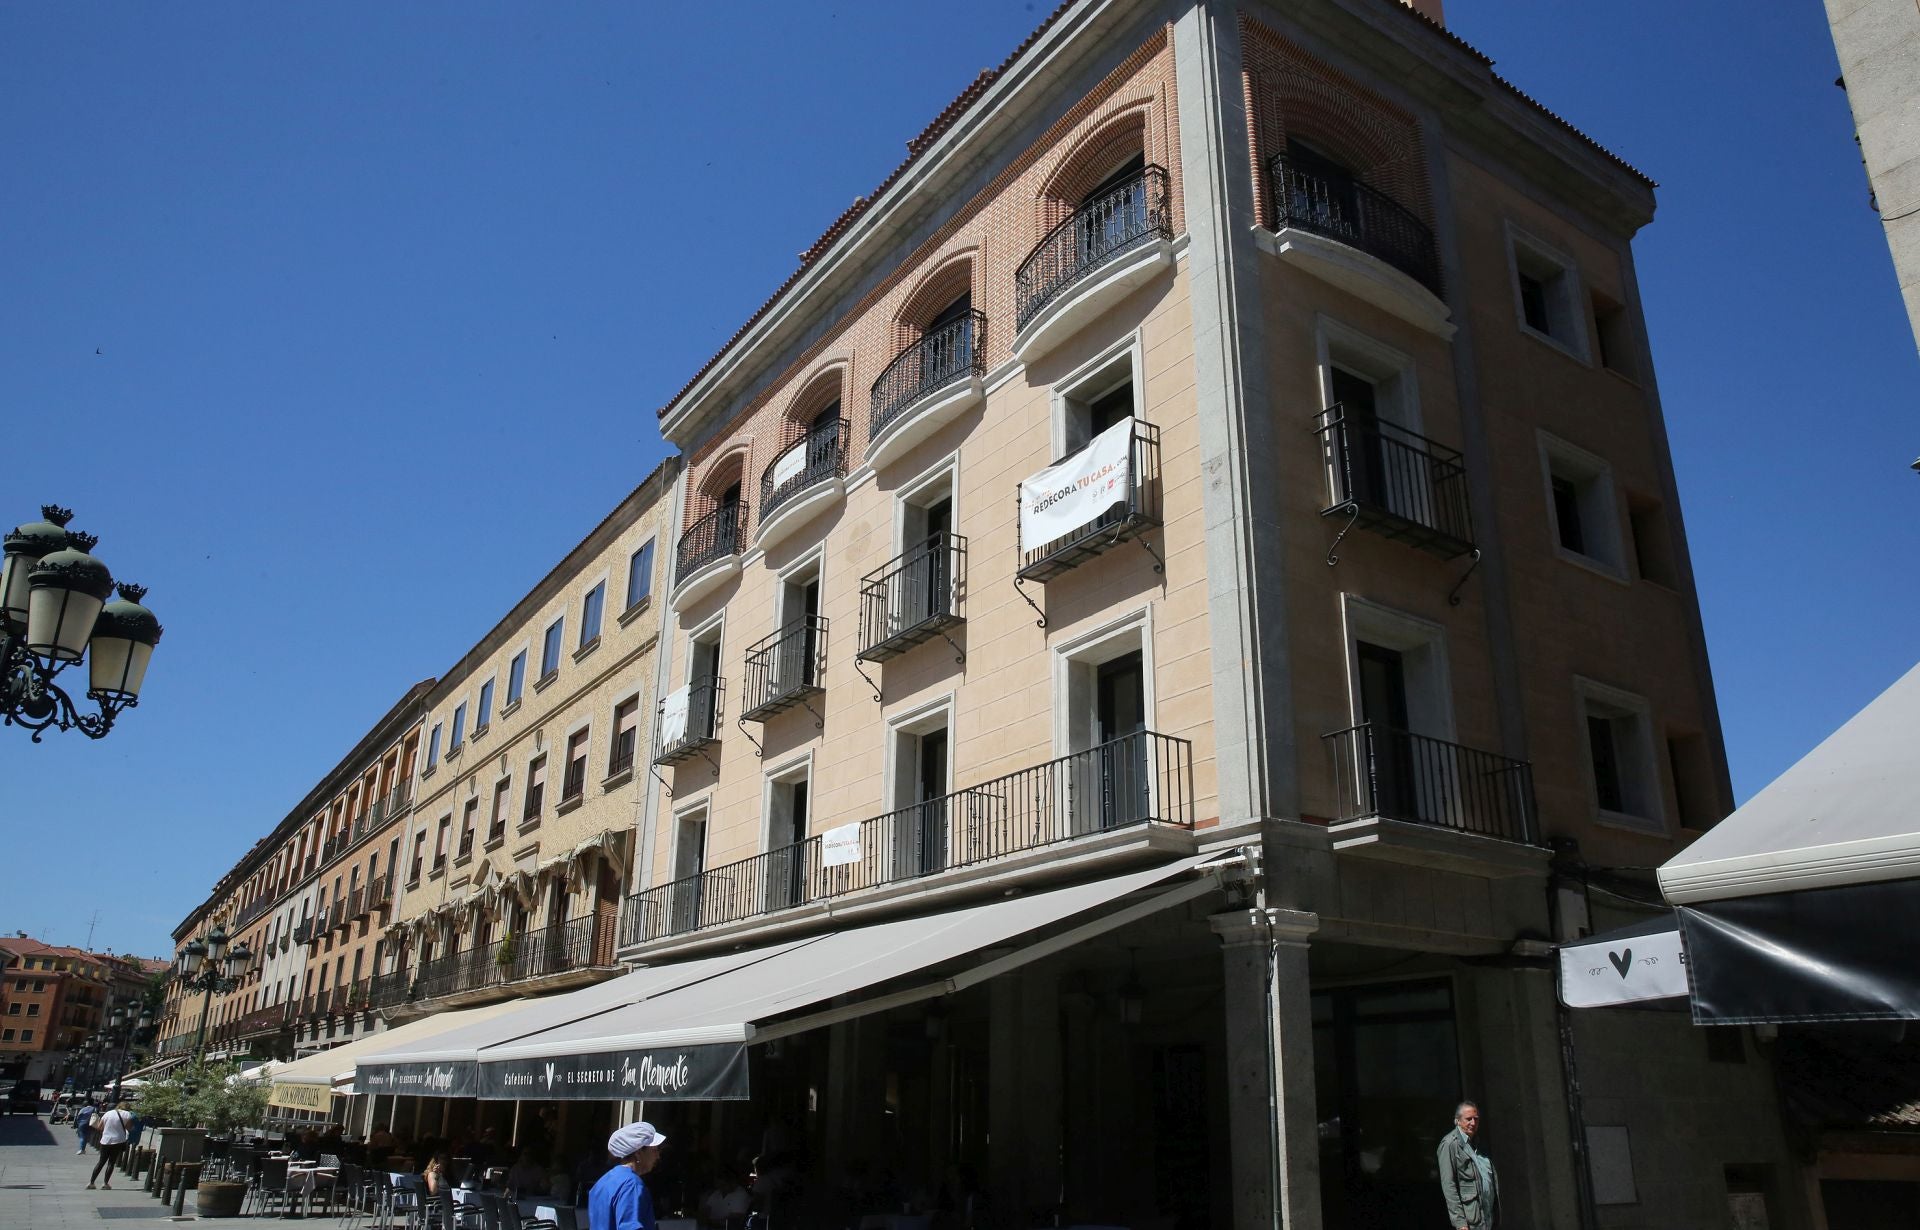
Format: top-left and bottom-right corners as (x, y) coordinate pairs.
(478, 1043), (748, 1102)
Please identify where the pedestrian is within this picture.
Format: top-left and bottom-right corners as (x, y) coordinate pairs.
(1437, 1100), (1498, 1229)
(587, 1121), (666, 1230)
(88, 1101), (135, 1190)
(74, 1100), (98, 1156)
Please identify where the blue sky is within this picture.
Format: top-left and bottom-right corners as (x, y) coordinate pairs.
(2, 0), (1913, 958)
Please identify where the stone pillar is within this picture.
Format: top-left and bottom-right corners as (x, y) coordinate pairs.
(1212, 908), (1321, 1230)
(1461, 961), (1581, 1230)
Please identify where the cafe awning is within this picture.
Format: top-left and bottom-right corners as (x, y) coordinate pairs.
(1659, 661), (1920, 1024)
(265, 1000), (524, 1109)
(469, 853), (1236, 1101)
(352, 939), (813, 1099)
(1556, 912), (1688, 1009)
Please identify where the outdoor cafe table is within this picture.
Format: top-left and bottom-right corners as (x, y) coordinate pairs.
(282, 1160), (338, 1219)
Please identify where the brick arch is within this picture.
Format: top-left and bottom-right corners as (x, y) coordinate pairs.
(690, 445), (750, 525)
(1241, 18), (1432, 230)
(1036, 106), (1155, 233)
(894, 251), (977, 347)
(783, 362), (848, 445)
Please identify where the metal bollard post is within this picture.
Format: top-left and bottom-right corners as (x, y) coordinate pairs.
(142, 1153), (155, 1193)
(156, 1161), (171, 1202)
(172, 1162), (199, 1216)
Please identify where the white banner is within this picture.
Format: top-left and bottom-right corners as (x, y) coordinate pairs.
(772, 442), (808, 488)
(1019, 417), (1134, 546)
(821, 822), (863, 868)
(1558, 926), (1690, 1008)
(661, 685), (690, 747)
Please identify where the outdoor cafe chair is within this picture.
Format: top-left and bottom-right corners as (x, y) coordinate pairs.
(247, 1155), (291, 1219)
(495, 1194), (559, 1230)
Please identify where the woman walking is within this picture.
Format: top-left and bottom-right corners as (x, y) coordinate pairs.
(87, 1102), (134, 1190)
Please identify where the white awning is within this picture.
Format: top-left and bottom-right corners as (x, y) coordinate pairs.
(267, 1000), (525, 1093)
(356, 940), (811, 1069)
(1660, 661), (1920, 905)
(1556, 913), (1688, 1009)
(482, 854), (1229, 1070)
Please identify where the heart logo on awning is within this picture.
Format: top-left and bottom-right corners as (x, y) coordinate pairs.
(1609, 949), (1633, 978)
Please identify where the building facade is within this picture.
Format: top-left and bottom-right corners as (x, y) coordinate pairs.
(1827, 0), (1920, 364)
(374, 459), (678, 1020)
(153, 682), (432, 1066)
(1, 937), (161, 1087)
(608, 1), (1800, 1227)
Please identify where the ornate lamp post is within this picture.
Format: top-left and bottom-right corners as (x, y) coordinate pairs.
(95, 1005), (152, 1104)
(2, 505), (163, 741)
(175, 927), (252, 1061)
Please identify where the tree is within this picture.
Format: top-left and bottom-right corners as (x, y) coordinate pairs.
(137, 1059), (267, 1134)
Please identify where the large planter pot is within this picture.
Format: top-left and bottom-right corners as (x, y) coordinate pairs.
(197, 1181), (246, 1218)
(151, 1126), (206, 1166)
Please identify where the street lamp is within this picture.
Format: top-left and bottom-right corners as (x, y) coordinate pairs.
(2, 505), (163, 741)
(176, 927), (252, 1060)
(92, 1004), (151, 1104)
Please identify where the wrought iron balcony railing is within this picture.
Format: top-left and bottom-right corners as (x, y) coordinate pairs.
(760, 418), (850, 523)
(1322, 722), (1537, 845)
(1264, 154), (1441, 296)
(608, 734), (636, 780)
(366, 871), (394, 912)
(386, 784), (412, 817)
(870, 310), (987, 441)
(625, 729), (1194, 944)
(858, 533), (966, 663)
(741, 617), (827, 723)
(235, 896), (272, 928)
(1017, 418), (1162, 583)
(560, 759), (587, 806)
(290, 918), (314, 946)
(675, 502), (749, 585)
(653, 677), (723, 766)
(407, 914), (619, 1004)
(1016, 165), (1171, 330)
(1314, 404), (1473, 559)
(367, 968), (412, 1010)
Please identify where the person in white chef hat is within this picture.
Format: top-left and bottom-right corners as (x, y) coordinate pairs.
(586, 1120), (667, 1230)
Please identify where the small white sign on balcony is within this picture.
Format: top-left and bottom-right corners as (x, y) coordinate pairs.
(772, 442), (808, 488)
(661, 686), (690, 747)
(821, 822), (863, 868)
(1019, 417), (1133, 546)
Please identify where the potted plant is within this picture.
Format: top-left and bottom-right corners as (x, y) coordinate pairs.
(138, 1059), (267, 1219)
(495, 929), (518, 968)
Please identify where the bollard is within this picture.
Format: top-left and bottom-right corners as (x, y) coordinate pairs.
(142, 1154), (155, 1193)
(158, 1161), (173, 1203)
(172, 1162), (199, 1216)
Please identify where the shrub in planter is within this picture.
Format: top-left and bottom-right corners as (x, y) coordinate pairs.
(197, 1180), (246, 1218)
(136, 1059), (268, 1136)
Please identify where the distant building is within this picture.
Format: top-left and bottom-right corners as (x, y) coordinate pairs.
(0, 934), (163, 1085)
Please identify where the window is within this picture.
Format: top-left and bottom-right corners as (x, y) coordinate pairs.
(1627, 496), (1677, 587)
(541, 618), (564, 680)
(476, 678), (495, 732)
(5, 1004), (17, 1016)
(610, 698), (640, 776)
(626, 540), (656, 611)
(18, 1030), (30, 1043)
(523, 756), (547, 823)
(506, 651), (527, 705)
(23, 1003), (37, 1017)
(1576, 679), (1661, 829)
(1508, 227), (1587, 358)
(1591, 291), (1635, 378)
(1054, 345), (1138, 459)
(432, 815), (452, 872)
(457, 799), (479, 860)
(1540, 434), (1624, 575)
(764, 759), (814, 909)
(449, 703), (467, 754)
(580, 582), (605, 648)
(488, 779), (511, 843)
(561, 729), (590, 804)
(425, 723), (443, 770)
(1, 1029), (13, 1042)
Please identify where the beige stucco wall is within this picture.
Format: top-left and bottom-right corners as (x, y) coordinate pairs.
(394, 476), (676, 943)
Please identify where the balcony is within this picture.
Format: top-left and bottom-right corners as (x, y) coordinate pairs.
(559, 760), (587, 811)
(625, 729), (1194, 944)
(606, 736), (637, 785)
(757, 419), (849, 553)
(366, 872), (394, 913)
(235, 896), (272, 928)
(1315, 404), (1474, 561)
(385, 784), (412, 818)
(671, 502), (749, 612)
(1322, 723), (1542, 872)
(858, 533), (966, 664)
(230, 1004), (288, 1038)
(1260, 154), (1450, 336)
(867, 310), (986, 471)
(290, 918), (314, 946)
(404, 914), (619, 1006)
(367, 968), (412, 1011)
(653, 677), (723, 767)
(1016, 418), (1161, 584)
(740, 617), (827, 723)
(1014, 165), (1173, 362)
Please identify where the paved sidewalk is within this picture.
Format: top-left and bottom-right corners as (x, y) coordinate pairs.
(0, 1113), (183, 1226)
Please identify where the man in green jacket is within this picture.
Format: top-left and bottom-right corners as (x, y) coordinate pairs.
(1437, 1101), (1498, 1228)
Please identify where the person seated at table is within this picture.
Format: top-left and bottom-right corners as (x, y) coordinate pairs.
(423, 1152), (456, 1200)
(505, 1150), (548, 1198)
(290, 1129), (323, 1162)
(697, 1165), (750, 1227)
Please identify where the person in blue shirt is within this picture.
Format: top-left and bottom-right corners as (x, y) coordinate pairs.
(587, 1121), (665, 1230)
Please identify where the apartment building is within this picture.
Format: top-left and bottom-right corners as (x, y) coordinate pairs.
(375, 460), (677, 1019)
(153, 683), (431, 1065)
(600, 1), (1798, 1227)
(0, 937), (158, 1085)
